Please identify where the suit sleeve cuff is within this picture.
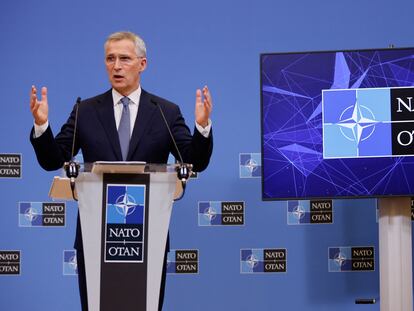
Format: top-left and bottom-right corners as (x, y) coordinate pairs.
(33, 121), (49, 138)
(195, 119), (212, 138)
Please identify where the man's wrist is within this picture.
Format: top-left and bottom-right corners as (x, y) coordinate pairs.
(33, 120), (49, 138)
(195, 119), (212, 138)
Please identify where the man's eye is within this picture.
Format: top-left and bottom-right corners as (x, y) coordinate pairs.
(120, 56), (131, 62)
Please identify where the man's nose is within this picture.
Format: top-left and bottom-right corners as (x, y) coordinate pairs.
(114, 58), (122, 69)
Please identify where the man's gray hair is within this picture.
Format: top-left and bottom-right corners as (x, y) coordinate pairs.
(105, 31), (147, 57)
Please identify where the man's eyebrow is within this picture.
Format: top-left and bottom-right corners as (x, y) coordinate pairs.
(106, 53), (131, 56)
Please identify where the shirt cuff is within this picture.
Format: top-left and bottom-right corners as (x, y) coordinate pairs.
(195, 119), (212, 138)
(33, 121), (49, 138)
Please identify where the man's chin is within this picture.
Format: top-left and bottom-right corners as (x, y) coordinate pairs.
(112, 85), (134, 96)
(111, 79), (125, 86)
(111, 81), (125, 90)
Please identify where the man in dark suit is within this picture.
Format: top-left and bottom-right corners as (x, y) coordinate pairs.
(29, 31), (213, 311)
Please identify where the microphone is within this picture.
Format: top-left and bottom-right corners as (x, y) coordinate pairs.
(151, 99), (192, 201)
(64, 97), (81, 201)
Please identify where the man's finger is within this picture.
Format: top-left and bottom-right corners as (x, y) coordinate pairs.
(196, 89), (202, 105)
(31, 102), (40, 114)
(30, 94), (36, 109)
(30, 86), (37, 108)
(203, 86), (212, 105)
(41, 86), (48, 102)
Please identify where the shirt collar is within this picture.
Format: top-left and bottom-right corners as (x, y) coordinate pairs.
(112, 86), (142, 106)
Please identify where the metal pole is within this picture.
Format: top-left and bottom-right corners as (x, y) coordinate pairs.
(378, 197), (412, 311)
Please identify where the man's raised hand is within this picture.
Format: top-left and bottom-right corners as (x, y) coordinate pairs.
(195, 86), (212, 128)
(30, 85), (49, 126)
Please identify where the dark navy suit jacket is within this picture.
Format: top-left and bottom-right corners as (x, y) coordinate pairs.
(30, 88), (213, 250)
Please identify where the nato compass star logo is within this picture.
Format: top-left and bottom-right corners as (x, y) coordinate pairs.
(68, 254), (78, 271)
(105, 184), (145, 263)
(323, 88), (392, 158)
(24, 207), (39, 222)
(292, 205), (305, 220)
(245, 158), (258, 173)
(246, 254), (259, 268)
(63, 250), (78, 275)
(241, 248), (287, 273)
(334, 252), (346, 267)
(241, 249), (264, 273)
(106, 184), (145, 226)
(329, 247), (352, 272)
(69, 255), (77, 271)
(19, 202), (66, 227)
(114, 193), (138, 222)
(240, 153), (261, 178)
(203, 206), (217, 222)
(337, 100), (378, 145)
(198, 201), (221, 226)
(287, 200), (310, 225)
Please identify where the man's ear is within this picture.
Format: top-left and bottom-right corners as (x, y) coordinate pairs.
(139, 57), (147, 73)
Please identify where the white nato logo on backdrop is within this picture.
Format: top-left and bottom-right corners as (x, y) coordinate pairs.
(18, 202), (65, 227)
(239, 153), (261, 178)
(198, 201), (245, 226)
(287, 200), (333, 225)
(24, 207), (39, 222)
(246, 254), (259, 268)
(63, 250), (78, 275)
(292, 205), (305, 220)
(203, 206), (217, 222)
(241, 248), (287, 273)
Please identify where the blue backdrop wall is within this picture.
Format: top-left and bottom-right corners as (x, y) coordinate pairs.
(1, 0), (414, 310)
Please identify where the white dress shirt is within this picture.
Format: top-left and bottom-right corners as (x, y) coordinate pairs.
(112, 87), (140, 137)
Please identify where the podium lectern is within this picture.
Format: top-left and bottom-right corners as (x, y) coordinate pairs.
(50, 162), (186, 311)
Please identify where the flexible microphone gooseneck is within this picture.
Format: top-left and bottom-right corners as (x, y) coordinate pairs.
(151, 99), (191, 201)
(64, 97), (81, 201)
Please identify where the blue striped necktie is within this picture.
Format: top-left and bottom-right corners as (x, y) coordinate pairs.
(118, 97), (130, 161)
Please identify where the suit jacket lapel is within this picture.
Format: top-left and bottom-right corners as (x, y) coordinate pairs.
(127, 89), (157, 160)
(94, 90), (123, 160)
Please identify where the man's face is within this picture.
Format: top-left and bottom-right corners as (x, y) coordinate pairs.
(105, 39), (147, 96)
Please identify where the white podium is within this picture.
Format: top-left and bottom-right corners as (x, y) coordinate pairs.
(50, 162), (186, 311)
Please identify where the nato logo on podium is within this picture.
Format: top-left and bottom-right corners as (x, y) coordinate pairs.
(105, 185), (146, 263)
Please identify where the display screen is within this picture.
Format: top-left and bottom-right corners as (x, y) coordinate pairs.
(261, 48), (414, 200)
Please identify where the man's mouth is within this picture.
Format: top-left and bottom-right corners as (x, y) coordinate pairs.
(113, 74), (124, 80)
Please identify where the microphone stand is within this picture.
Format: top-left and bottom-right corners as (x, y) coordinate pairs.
(64, 97), (81, 201)
(153, 99), (191, 201)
